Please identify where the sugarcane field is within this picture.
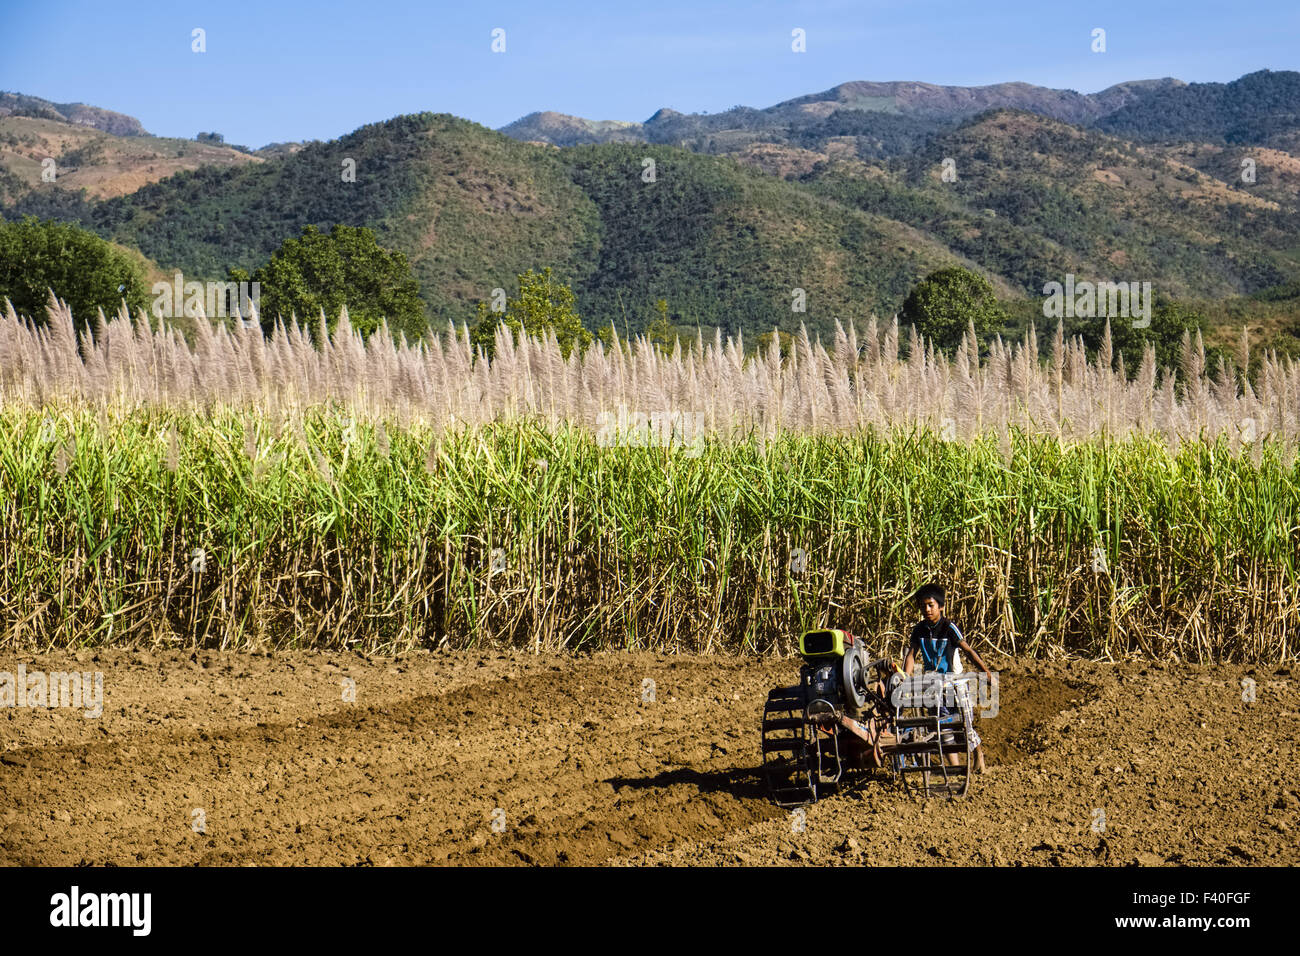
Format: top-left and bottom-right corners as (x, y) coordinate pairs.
(2, 9), (1298, 928)
(1, 299), (1296, 868)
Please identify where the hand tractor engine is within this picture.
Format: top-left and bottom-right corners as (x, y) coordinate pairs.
(760, 628), (878, 806)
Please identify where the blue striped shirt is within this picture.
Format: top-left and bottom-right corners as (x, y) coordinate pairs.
(909, 618), (964, 673)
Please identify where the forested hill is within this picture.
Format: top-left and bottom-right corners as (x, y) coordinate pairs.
(2, 69), (1299, 343)
(1095, 70), (1300, 146)
(799, 110), (1300, 301)
(2, 112), (983, 338)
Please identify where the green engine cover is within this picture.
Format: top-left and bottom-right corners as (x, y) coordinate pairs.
(799, 628), (850, 659)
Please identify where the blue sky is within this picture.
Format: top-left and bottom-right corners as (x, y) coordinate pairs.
(1, 0), (1296, 148)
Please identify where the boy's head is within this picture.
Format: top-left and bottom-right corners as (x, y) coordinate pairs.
(913, 583), (945, 623)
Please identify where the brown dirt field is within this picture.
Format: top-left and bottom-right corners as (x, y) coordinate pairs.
(0, 649), (1295, 866)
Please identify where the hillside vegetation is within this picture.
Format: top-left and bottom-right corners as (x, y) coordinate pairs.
(0, 115), (259, 203)
(803, 111), (1300, 299)
(2, 72), (1299, 350)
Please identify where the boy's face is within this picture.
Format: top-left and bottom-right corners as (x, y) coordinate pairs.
(920, 597), (943, 623)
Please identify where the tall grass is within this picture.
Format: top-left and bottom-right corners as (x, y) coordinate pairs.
(1, 298), (1297, 659)
(3, 297), (1298, 446)
(1, 406), (1296, 660)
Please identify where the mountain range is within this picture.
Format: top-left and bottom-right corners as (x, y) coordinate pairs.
(499, 76), (1189, 151)
(2, 71), (1298, 349)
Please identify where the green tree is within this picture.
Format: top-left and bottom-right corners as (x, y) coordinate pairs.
(899, 267), (1006, 353)
(1108, 294), (1217, 380)
(0, 216), (148, 332)
(470, 267), (591, 359)
(250, 224), (426, 343)
(646, 298), (679, 353)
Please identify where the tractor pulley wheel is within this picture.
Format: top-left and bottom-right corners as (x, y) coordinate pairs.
(842, 645), (869, 713)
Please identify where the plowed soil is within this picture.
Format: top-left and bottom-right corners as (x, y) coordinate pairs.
(1, 648), (1295, 866)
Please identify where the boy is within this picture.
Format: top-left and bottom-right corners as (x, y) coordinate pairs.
(904, 582), (990, 773)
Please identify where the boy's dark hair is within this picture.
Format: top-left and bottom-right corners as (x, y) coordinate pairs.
(913, 582), (945, 608)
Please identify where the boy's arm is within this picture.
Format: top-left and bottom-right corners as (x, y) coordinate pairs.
(903, 646), (915, 676)
(957, 638), (992, 676)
